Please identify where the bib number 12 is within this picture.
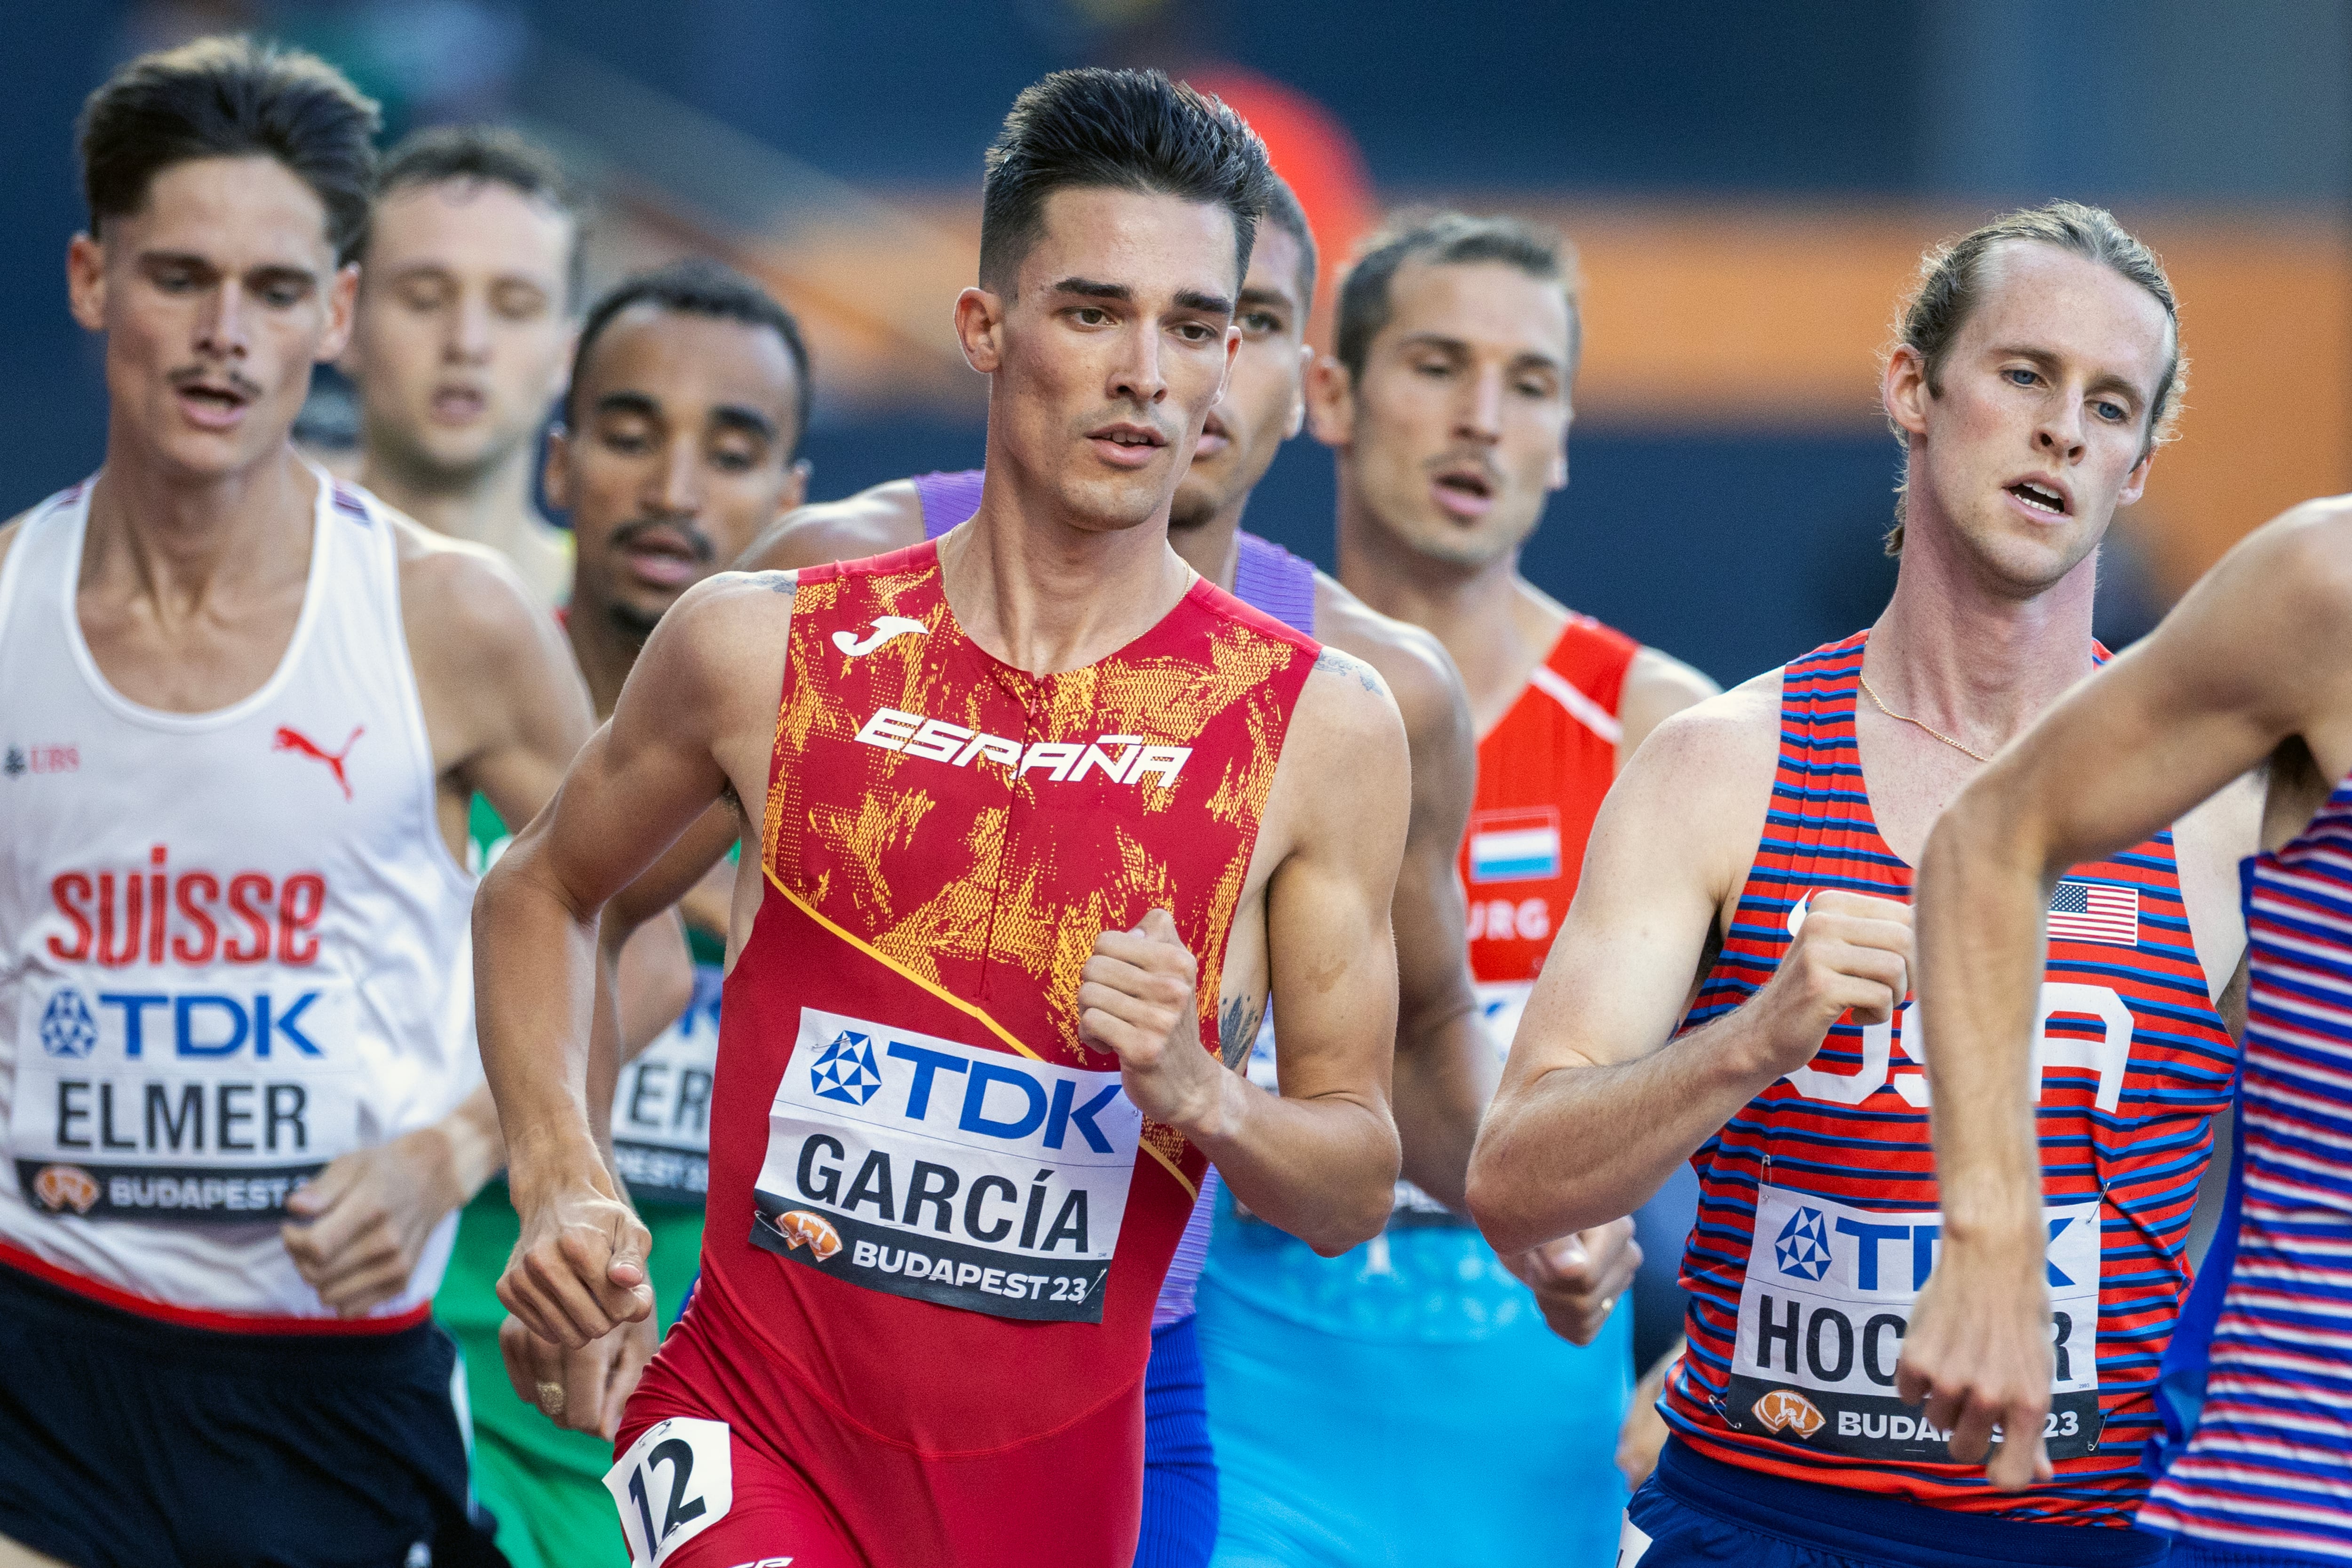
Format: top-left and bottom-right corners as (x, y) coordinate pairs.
(605, 1417), (732, 1568)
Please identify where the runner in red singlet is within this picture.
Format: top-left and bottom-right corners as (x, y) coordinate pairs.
(474, 70), (1414, 1568)
(714, 178), (1528, 1568)
(1311, 212), (1718, 1543)
(1468, 203), (2257, 1568)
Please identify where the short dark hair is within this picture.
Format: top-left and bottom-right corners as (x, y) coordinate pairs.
(376, 124), (586, 310)
(79, 35), (380, 265)
(567, 258), (812, 460)
(1261, 173), (1318, 314)
(1335, 211), (1579, 383)
(1883, 200), (2183, 553)
(979, 68), (1272, 294)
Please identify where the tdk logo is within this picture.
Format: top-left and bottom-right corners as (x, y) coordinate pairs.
(1775, 1207), (1833, 1281)
(40, 989), (98, 1059)
(810, 1031), (883, 1106)
(855, 708), (1191, 787)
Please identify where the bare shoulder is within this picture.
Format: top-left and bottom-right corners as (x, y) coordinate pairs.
(1311, 572), (1470, 756)
(389, 509), (556, 660)
(739, 478), (929, 573)
(645, 568), (801, 696)
(1623, 644), (1720, 724)
(2240, 495), (2352, 643)
(1621, 666), (1783, 803)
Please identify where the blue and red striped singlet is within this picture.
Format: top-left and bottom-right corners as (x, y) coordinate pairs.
(1661, 631), (2236, 1525)
(2138, 772), (2352, 1561)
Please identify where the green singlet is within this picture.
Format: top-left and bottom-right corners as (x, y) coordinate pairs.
(441, 795), (716, 1568)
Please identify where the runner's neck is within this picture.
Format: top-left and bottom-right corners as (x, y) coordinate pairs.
(946, 474), (1197, 676)
(1336, 494), (1564, 730)
(83, 444), (316, 616)
(1865, 504), (2101, 755)
(1166, 498), (1247, 594)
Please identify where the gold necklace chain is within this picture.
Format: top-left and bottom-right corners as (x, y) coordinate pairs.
(1857, 671), (1994, 764)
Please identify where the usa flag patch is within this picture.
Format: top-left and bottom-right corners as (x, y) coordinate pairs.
(2050, 880), (2138, 947)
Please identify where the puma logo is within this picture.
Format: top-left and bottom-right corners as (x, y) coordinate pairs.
(831, 616), (927, 658)
(273, 724), (363, 800)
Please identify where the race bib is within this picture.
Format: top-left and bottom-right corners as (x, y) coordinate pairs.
(751, 1007), (1141, 1322)
(613, 963), (722, 1205)
(13, 977), (362, 1223)
(1724, 1184), (2103, 1461)
(606, 1417), (731, 1568)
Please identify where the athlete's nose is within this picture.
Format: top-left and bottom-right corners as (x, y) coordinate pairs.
(1108, 321), (1168, 407)
(1456, 364), (1505, 446)
(2034, 388), (2088, 463)
(193, 278), (250, 362)
(444, 289), (493, 366)
(646, 431), (703, 517)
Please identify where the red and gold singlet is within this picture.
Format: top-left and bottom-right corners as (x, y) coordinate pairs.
(622, 541), (1316, 1560)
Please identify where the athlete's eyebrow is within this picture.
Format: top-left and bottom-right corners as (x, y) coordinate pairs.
(1236, 285), (1293, 313)
(1173, 288), (1234, 317)
(1051, 277), (1130, 302)
(592, 390), (664, 420)
(708, 404), (779, 442)
(1989, 343), (2149, 409)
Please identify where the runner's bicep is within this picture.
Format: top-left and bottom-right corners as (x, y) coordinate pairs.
(1510, 737), (1738, 1078)
(1259, 690), (1410, 1104)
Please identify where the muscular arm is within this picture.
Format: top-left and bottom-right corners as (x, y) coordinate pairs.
(1900, 502), (2352, 1487)
(1467, 681), (1913, 1254)
(1082, 653), (1411, 1254)
(1322, 599), (1486, 1210)
(478, 572), (791, 1344)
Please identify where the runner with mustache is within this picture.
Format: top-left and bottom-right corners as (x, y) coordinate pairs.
(475, 70), (1413, 1567)
(0, 39), (604, 1564)
(1181, 210), (1715, 1568)
(346, 126), (582, 610)
(437, 258), (810, 1568)
(1467, 202), (2256, 1568)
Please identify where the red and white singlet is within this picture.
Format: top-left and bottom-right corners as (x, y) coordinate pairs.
(620, 541), (1316, 1562)
(0, 475), (479, 1331)
(1663, 633), (2233, 1523)
(1457, 612), (1637, 1039)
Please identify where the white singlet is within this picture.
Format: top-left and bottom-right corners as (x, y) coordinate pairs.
(0, 472), (478, 1330)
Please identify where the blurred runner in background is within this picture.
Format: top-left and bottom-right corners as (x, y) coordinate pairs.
(438, 257), (809, 1568)
(345, 125), (581, 609)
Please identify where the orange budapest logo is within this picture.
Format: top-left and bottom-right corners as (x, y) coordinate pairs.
(1752, 1388), (1827, 1439)
(776, 1209), (844, 1261)
(32, 1163), (100, 1215)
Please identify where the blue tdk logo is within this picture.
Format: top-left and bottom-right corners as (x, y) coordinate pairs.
(811, 1031), (883, 1106)
(1775, 1206), (1834, 1281)
(39, 989), (97, 1059)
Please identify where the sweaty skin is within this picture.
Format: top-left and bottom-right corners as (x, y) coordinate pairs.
(1900, 501), (2352, 1490)
(1320, 251), (1716, 1337)
(1464, 243), (2254, 1392)
(0, 153), (600, 1324)
(479, 185), (1410, 1353)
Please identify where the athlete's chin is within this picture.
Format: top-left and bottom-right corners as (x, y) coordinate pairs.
(1057, 468), (1169, 534)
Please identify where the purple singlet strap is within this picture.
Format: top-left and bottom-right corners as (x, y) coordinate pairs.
(914, 469), (985, 540)
(1231, 530), (1317, 637)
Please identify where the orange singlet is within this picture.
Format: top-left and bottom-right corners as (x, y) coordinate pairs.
(614, 541), (1317, 1568)
(1457, 614), (1637, 1036)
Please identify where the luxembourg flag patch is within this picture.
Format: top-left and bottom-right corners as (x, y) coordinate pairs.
(1469, 808), (1562, 884)
(2049, 879), (2139, 947)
